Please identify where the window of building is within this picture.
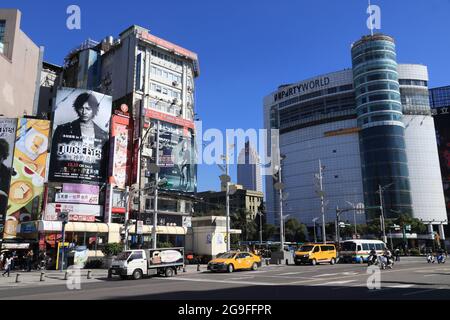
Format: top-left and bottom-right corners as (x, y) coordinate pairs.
(0, 20), (6, 54)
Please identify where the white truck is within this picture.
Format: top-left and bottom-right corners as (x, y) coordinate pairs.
(108, 247), (184, 280)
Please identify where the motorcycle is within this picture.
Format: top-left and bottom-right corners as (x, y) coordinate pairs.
(427, 254), (435, 263)
(367, 254), (378, 266)
(437, 254), (446, 264)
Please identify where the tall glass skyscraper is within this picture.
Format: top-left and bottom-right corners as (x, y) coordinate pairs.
(351, 34), (413, 219)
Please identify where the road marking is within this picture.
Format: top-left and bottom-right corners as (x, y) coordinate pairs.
(227, 277), (254, 281)
(313, 273), (341, 277)
(166, 277), (278, 286)
(312, 280), (356, 286)
(278, 272), (304, 275)
(386, 284), (414, 289)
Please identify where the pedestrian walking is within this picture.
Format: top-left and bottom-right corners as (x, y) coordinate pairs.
(26, 250), (33, 272)
(0, 252), (4, 271)
(2, 255), (12, 277)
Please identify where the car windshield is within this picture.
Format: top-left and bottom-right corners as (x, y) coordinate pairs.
(116, 251), (132, 260)
(217, 252), (236, 259)
(299, 246), (314, 252)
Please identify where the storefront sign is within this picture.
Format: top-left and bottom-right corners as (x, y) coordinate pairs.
(55, 192), (99, 204)
(44, 203), (102, 221)
(63, 183), (99, 194)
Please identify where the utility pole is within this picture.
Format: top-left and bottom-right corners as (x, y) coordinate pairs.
(124, 185), (130, 250)
(318, 160), (326, 244)
(378, 184), (388, 244)
(225, 151), (230, 252)
(152, 120), (160, 249)
(258, 211), (263, 245)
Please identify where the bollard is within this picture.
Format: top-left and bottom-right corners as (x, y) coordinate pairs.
(285, 259), (289, 265)
(277, 259), (280, 265)
(15, 273), (20, 283)
(197, 264), (200, 272)
(266, 259), (269, 266)
(183, 266), (186, 273)
(40, 272), (45, 282)
(64, 271), (69, 280)
(87, 270), (92, 279)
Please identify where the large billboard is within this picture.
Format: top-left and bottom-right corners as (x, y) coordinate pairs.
(4, 118), (51, 239)
(49, 88), (112, 183)
(0, 118), (17, 233)
(150, 118), (197, 193)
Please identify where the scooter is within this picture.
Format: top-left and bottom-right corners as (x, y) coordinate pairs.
(378, 255), (394, 270)
(427, 254), (435, 263)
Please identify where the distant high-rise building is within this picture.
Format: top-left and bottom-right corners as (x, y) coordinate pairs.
(237, 141), (263, 193)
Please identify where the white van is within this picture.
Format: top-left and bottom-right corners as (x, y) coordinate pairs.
(339, 240), (387, 263)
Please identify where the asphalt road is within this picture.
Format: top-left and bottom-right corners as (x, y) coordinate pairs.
(0, 257), (449, 300)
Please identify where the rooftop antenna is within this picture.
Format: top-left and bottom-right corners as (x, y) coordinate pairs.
(368, 0), (374, 36)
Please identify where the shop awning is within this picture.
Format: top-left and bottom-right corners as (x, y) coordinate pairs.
(127, 225), (187, 235)
(38, 221), (109, 233)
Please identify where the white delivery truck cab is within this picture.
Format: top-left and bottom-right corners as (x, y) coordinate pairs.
(108, 247), (184, 280)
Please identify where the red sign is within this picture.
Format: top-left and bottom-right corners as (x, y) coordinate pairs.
(138, 31), (198, 62)
(69, 214), (96, 222)
(145, 109), (195, 130)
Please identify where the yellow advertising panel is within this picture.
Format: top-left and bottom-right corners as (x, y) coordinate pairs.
(3, 118), (50, 239)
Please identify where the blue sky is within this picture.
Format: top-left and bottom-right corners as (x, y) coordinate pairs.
(4, 0), (450, 192)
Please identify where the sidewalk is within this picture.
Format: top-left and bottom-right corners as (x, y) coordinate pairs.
(0, 264), (205, 288)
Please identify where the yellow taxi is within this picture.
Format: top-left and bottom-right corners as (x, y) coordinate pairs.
(207, 251), (262, 273)
(294, 243), (337, 266)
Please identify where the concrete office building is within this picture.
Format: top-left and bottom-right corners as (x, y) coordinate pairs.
(61, 25), (200, 247)
(237, 141), (263, 193)
(0, 9), (42, 117)
(264, 34), (446, 241)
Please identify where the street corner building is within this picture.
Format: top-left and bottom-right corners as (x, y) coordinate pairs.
(263, 33), (447, 244)
(0, 19), (202, 266)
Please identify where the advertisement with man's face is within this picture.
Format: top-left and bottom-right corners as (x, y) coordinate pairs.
(4, 118), (50, 239)
(0, 118), (17, 234)
(151, 119), (197, 193)
(49, 88), (112, 183)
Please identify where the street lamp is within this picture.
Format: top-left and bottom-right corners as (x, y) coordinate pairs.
(315, 160), (326, 244)
(312, 217), (319, 243)
(274, 154), (286, 251)
(256, 211), (264, 245)
(376, 183), (394, 244)
(218, 139), (235, 252)
(282, 214), (291, 244)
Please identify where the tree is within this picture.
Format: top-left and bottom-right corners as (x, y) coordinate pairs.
(284, 218), (307, 243)
(263, 223), (277, 241)
(231, 209), (257, 241)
